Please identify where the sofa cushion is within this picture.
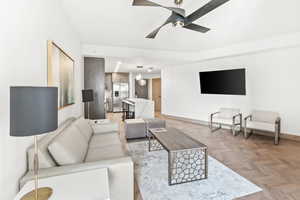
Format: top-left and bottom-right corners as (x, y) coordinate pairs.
(48, 125), (88, 165)
(27, 117), (76, 170)
(89, 133), (121, 148)
(85, 144), (126, 162)
(73, 117), (94, 142)
(91, 122), (119, 135)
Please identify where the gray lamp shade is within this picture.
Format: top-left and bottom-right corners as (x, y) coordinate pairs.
(82, 89), (94, 102)
(10, 87), (58, 137)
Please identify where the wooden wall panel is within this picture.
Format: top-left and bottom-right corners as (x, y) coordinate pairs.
(84, 57), (105, 119)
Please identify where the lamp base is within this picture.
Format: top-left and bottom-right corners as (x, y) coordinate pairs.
(21, 187), (53, 200)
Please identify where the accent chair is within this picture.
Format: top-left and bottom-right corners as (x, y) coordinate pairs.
(244, 110), (281, 145)
(210, 108), (242, 136)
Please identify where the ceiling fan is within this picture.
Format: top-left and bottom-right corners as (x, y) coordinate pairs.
(132, 0), (230, 39)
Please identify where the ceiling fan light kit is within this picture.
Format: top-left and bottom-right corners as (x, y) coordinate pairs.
(132, 0), (230, 39)
(172, 15), (185, 27)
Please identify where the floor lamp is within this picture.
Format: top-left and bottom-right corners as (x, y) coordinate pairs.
(82, 89), (94, 119)
(10, 87), (58, 200)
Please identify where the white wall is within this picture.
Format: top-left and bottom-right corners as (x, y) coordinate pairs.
(0, 0), (82, 199)
(162, 46), (300, 136)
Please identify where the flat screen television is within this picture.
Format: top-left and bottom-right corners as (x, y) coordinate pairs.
(199, 68), (246, 95)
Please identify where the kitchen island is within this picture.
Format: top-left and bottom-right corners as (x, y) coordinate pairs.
(122, 98), (154, 120)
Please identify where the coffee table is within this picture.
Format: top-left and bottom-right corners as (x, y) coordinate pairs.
(147, 127), (208, 185)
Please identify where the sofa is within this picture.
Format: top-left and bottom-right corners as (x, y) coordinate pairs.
(20, 117), (134, 200)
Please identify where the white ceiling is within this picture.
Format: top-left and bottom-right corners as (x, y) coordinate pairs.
(105, 57), (163, 73)
(61, 0), (300, 52)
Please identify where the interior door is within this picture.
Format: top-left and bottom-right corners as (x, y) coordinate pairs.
(152, 78), (161, 112)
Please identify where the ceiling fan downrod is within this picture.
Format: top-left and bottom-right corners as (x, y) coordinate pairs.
(174, 0), (183, 6)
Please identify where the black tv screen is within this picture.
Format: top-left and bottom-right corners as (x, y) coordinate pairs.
(199, 68), (246, 95)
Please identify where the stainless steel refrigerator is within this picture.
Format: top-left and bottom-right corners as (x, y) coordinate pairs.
(112, 82), (129, 112)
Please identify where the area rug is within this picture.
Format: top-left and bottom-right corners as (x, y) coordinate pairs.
(128, 141), (262, 200)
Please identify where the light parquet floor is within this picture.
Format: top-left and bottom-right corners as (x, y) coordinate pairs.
(107, 113), (300, 200)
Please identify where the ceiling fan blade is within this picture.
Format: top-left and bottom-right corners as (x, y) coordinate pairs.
(132, 0), (185, 16)
(146, 27), (164, 39)
(183, 23), (210, 33)
(186, 0), (230, 23)
(145, 13), (176, 39)
(132, 0), (160, 7)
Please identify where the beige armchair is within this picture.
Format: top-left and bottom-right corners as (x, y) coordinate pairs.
(210, 108), (242, 136)
(244, 110), (281, 145)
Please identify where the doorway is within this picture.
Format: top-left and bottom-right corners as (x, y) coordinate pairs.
(152, 78), (161, 112)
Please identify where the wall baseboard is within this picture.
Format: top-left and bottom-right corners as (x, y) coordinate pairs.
(163, 114), (209, 126)
(162, 114), (300, 142)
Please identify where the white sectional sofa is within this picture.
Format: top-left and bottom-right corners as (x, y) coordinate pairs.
(20, 117), (134, 200)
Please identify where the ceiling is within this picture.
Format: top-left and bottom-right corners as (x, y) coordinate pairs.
(61, 0), (300, 52)
(105, 57), (163, 73)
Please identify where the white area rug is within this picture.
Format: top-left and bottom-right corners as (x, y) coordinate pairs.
(129, 141), (262, 200)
